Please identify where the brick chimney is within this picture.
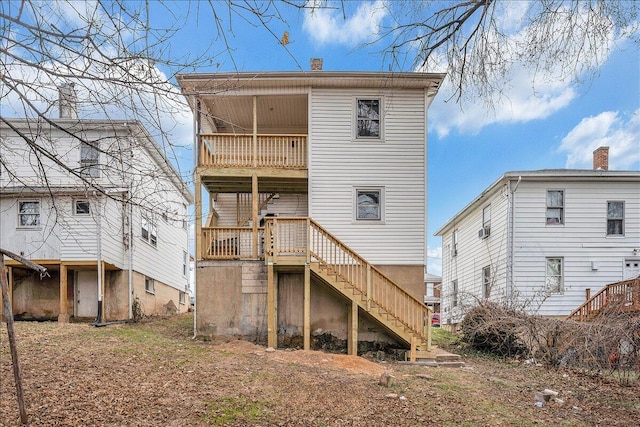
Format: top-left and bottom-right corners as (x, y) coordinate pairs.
(593, 146), (609, 170)
(58, 83), (77, 119)
(310, 58), (323, 71)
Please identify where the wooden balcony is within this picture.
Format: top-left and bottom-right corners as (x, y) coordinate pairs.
(566, 277), (640, 322)
(201, 227), (264, 260)
(199, 134), (307, 169)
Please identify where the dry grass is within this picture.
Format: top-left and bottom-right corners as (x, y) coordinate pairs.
(2, 313), (639, 426)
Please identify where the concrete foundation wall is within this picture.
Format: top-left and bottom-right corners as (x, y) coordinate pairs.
(196, 260), (267, 341)
(133, 271), (190, 318)
(196, 261), (401, 348)
(375, 264), (425, 302)
(11, 268), (63, 319)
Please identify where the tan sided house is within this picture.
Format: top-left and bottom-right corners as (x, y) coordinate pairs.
(177, 67), (444, 356)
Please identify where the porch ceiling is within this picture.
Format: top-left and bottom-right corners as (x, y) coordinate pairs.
(201, 94), (308, 133)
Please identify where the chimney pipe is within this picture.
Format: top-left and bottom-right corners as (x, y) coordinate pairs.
(310, 58), (323, 71)
(593, 146), (609, 170)
(59, 83), (77, 119)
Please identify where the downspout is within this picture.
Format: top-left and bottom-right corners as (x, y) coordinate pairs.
(506, 176), (521, 307)
(193, 95), (200, 339)
(128, 184), (133, 319)
(94, 190), (103, 324)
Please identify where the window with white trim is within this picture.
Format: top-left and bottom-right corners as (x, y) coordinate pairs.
(18, 200), (40, 227)
(80, 141), (100, 178)
(482, 205), (491, 230)
(355, 188), (383, 221)
(145, 276), (155, 294)
(607, 201), (624, 236)
(141, 215), (157, 247)
(482, 265), (491, 299)
(74, 200), (90, 215)
(356, 99), (381, 138)
(546, 190), (564, 224)
(179, 291), (186, 305)
(545, 257), (563, 294)
(451, 230), (458, 257)
(452, 279), (458, 307)
(182, 251), (188, 276)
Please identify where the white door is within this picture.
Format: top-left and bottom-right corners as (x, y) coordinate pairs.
(623, 258), (640, 280)
(75, 271), (98, 317)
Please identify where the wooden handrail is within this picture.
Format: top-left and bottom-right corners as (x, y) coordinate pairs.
(202, 227), (264, 259)
(265, 217), (430, 341)
(200, 134), (307, 168)
(566, 277), (640, 321)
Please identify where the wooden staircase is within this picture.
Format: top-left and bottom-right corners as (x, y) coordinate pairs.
(566, 277), (640, 322)
(265, 217), (432, 358)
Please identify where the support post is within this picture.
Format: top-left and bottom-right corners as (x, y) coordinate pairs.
(585, 288), (591, 301)
(100, 261), (106, 323)
(303, 263), (311, 351)
(347, 300), (358, 356)
(58, 263), (69, 323)
(195, 174), (202, 261)
(252, 172), (258, 258)
(252, 96), (258, 168)
(267, 263), (277, 348)
(410, 336), (417, 363)
(366, 264), (372, 311)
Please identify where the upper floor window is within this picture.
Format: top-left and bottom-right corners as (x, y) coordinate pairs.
(355, 188), (383, 221)
(74, 200), (90, 215)
(356, 99), (380, 138)
(18, 200), (40, 227)
(80, 141), (100, 178)
(183, 251), (188, 276)
(482, 205), (491, 229)
(546, 190), (564, 224)
(451, 230), (458, 257)
(607, 201), (624, 236)
(482, 265), (491, 299)
(545, 257), (563, 294)
(141, 215), (157, 247)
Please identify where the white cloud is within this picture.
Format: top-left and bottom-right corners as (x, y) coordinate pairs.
(427, 2), (625, 138)
(559, 110), (640, 170)
(303, 0), (388, 46)
(427, 246), (442, 276)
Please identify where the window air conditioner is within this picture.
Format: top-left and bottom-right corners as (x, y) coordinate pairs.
(478, 227), (491, 239)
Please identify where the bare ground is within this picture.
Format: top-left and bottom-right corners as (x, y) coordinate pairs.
(1, 314), (638, 426)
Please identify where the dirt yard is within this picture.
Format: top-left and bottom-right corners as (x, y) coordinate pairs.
(1, 314), (638, 426)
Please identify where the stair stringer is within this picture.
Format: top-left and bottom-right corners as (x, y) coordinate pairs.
(311, 263), (427, 350)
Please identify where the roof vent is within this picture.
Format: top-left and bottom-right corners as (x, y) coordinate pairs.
(310, 58), (323, 71)
(593, 146), (609, 170)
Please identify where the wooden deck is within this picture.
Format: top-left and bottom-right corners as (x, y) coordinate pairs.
(566, 277), (640, 321)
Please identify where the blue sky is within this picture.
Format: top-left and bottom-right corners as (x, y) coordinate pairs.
(5, 1), (636, 276)
(160, 1), (638, 276)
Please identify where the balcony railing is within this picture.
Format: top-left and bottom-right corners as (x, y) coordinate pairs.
(202, 227), (264, 259)
(199, 134), (307, 168)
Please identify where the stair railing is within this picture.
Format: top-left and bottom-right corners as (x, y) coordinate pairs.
(566, 277), (640, 321)
(265, 217), (430, 342)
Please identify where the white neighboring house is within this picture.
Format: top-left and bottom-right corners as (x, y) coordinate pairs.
(435, 147), (640, 325)
(0, 113), (193, 322)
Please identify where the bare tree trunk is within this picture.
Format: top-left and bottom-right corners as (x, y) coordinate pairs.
(0, 257), (28, 425)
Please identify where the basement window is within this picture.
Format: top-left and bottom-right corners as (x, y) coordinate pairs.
(145, 277), (155, 294)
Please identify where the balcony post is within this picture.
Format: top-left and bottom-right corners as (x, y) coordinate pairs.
(303, 263), (311, 350)
(252, 173), (258, 258)
(252, 96), (257, 168)
(195, 174), (202, 261)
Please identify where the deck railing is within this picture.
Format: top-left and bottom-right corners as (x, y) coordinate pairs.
(265, 217), (430, 341)
(566, 277), (640, 321)
(200, 134), (307, 168)
(202, 227), (264, 259)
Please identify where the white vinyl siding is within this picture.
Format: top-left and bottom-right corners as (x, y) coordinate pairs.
(512, 180), (640, 316)
(309, 88), (427, 264)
